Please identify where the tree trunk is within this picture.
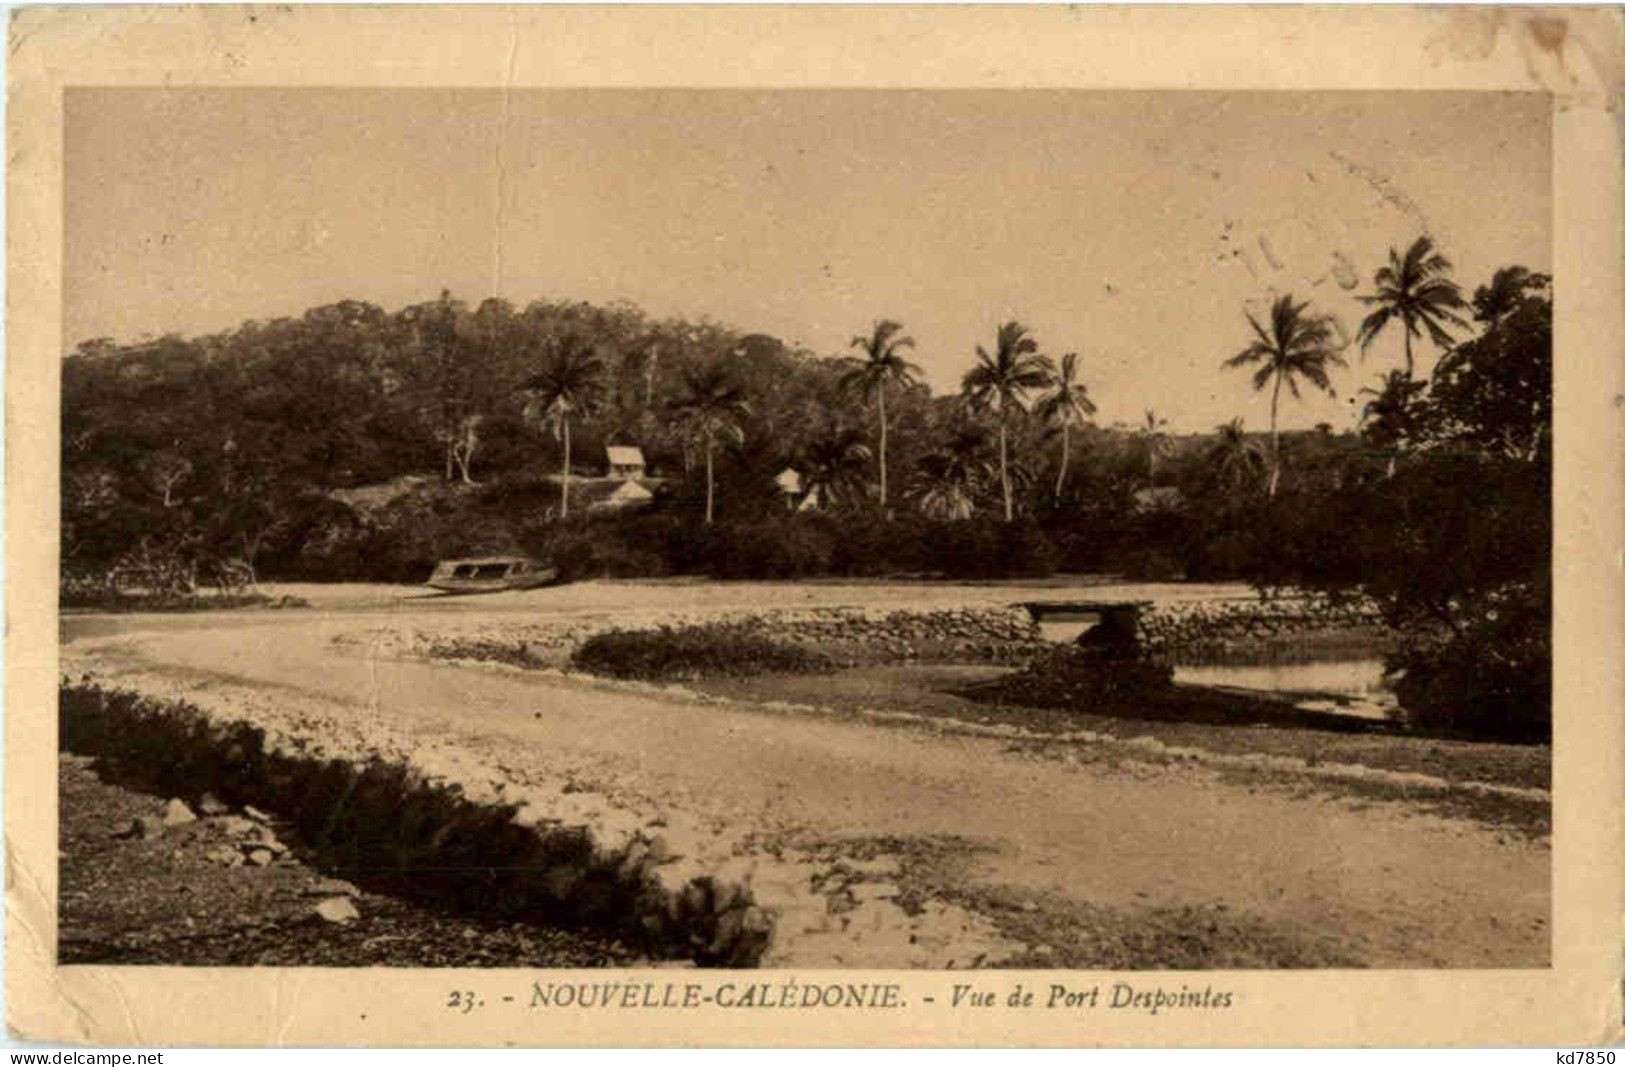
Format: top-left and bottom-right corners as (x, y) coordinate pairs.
(877, 384), (888, 512)
(560, 419), (571, 518)
(1403, 329), (1414, 380)
(1054, 426), (1070, 504)
(455, 422), (477, 484)
(999, 421), (1012, 523)
(1267, 373), (1283, 498)
(704, 441), (715, 525)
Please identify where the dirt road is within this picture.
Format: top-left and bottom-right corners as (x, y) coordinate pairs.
(62, 580), (1549, 969)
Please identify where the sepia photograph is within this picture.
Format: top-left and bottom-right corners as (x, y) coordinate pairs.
(54, 85), (1554, 972)
(10, 3), (1622, 1050)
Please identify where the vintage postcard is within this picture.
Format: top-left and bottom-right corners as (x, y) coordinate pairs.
(8, 4), (1623, 1048)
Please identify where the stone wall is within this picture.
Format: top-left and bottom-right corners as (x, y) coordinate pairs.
(343, 605), (1045, 669)
(59, 681), (771, 965)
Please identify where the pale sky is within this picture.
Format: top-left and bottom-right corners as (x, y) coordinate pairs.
(65, 89), (1550, 431)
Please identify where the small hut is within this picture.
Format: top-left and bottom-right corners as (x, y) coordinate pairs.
(606, 445), (646, 481)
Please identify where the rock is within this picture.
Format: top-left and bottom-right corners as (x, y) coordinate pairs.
(214, 815), (257, 837)
(243, 805), (272, 823)
(245, 848), (275, 867)
(616, 841), (652, 879)
(313, 897), (360, 924)
(644, 833), (682, 864)
(162, 798), (198, 827)
(850, 881), (901, 903)
(303, 878), (360, 897)
(127, 815), (166, 839)
(204, 846), (243, 867)
(649, 858), (708, 898)
(245, 826), (287, 853)
(197, 794), (230, 816)
(839, 856), (901, 878)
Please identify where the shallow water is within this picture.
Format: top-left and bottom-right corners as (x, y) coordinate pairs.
(1173, 657), (1396, 721)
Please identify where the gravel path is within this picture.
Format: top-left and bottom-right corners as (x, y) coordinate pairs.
(62, 580), (1549, 968)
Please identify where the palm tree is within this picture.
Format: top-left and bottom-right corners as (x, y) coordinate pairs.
(1033, 351), (1097, 503)
(1223, 293), (1347, 498)
(1136, 409), (1173, 486)
(1205, 417), (1266, 495)
(911, 422), (995, 521)
(1358, 369), (1429, 478)
(520, 334), (604, 518)
(668, 362), (750, 524)
(961, 321), (1055, 522)
(1355, 235), (1470, 379)
(798, 427), (873, 510)
(839, 320), (921, 511)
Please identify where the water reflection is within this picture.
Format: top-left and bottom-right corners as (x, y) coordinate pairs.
(1173, 657), (1396, 721)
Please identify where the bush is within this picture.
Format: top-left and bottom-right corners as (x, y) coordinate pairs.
(571, 624), (834, 682)
(924, 519), (1059, 579)
(706, 518), (836, 579)
(984, 645), (1174, 710)
(1388, 581), (1550, 743)
(545, 528), (671, 582)
(826, 514), (931, 576)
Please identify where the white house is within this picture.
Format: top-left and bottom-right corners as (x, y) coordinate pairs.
(606, 445), (646, 481)
(774, 468), (820, 512)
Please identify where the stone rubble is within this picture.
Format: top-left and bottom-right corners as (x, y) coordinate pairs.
(161, 798), (198, 827)
(313, 896), (361, 924)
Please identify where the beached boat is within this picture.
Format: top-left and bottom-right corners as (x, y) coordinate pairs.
(425, 556), (557, 594)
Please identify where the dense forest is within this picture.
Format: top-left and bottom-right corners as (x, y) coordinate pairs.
(62, 243), (1552, 737)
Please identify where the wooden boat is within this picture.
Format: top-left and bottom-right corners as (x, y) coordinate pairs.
(425, 556), (556, 594)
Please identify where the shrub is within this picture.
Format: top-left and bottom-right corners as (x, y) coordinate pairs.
(544, 527), (671, 582)
(58, 589), (305, 613)
(1387, 580), (1550, 743)
(928, 521), (1002, 578)
(571, 624), (834, 682)
(995, 520), (1060, 578)
(826, 514), (931, 576)
(707, 518), (835, 579)
(923, 519), (1059, 579)
(984, 645), (1174, 711)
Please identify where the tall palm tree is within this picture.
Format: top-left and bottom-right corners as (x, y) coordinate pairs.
(520, 334), (603, 518)
(839, 320), (921, 511)
(911, 422), (995, 521)
(1033, 351), (1096, 503)
(798, 427), (873, 510)
(961, 321), (1055, 522)
(668, 362), (750, 524)
(1223, 293), (1346, 498)
(1137, 409), (1173, 485)
(1205, 417), (1266, 495)
(1355, 235), (1470, 379)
